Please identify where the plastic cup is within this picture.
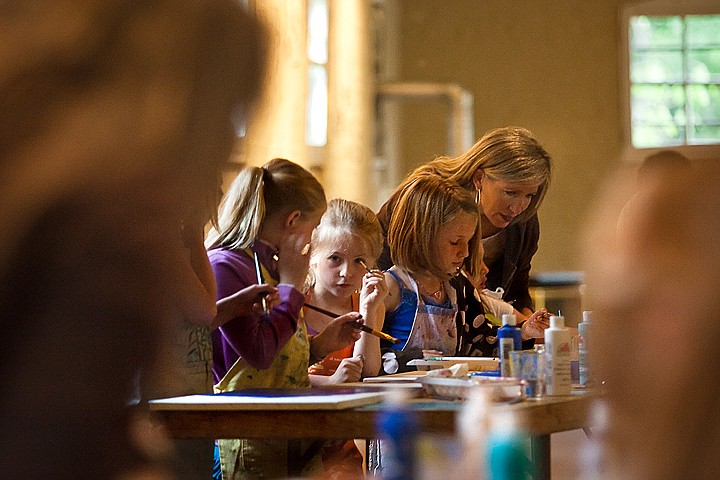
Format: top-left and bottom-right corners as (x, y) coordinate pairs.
(508, 350), (544, 399)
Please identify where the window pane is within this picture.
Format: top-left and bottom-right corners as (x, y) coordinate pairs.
(631, 84), (686, 148)
(686, 15), (720, 47)
(631, 50), (684, 83)
(687, 48), (720, 83)
(688, 125), (720, 145)
(630, 16), (682, 49)
(306, 65), (327, 146)
(308, 0), (328, 65)
(633, 125), (684, 148)
(687, 84), (720, 144)
(631, 84), (685, 123)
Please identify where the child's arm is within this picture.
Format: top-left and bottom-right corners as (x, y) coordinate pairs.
(382, 271), (401, 312)
(168, 220), (218, 326)
(354, 270), (388, 377)
(309, 356), (364, 385)
(211, 253), (303, 370)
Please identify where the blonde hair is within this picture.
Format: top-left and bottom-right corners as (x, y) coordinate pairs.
(310, 199), (383, 262)
(388, 175), (481, 279)
(412, 126), (551, 224)
(205, 158), (326, 250)
(306, 199), (383, 290)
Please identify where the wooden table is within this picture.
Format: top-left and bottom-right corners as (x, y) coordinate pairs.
(151, 390), (594, 479)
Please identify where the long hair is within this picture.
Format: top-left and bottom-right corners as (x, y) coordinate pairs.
(205, 158), (326, 250)
(412, 126), (552, 225)
(388, 175), (481, 279)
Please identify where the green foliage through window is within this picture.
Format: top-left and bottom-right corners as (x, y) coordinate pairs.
(629, 14), (720, 148)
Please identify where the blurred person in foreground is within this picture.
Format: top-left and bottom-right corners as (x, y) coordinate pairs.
(583, 160), (720, 479)
(0, 1), (266, 478)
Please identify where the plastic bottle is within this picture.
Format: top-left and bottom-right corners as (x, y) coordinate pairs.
(530, 344), (546, 398)
(544, 315), (572, 396)
(456, 386), (491, 479)
(498, 313), (522, 377)
(578, 310), (592, 387)
(375, 388), (419, 480)
(485, 409), (534, 480)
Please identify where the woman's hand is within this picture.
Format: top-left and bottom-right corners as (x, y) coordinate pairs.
(520, 307), (550, 340)
(213, 284), (279, 329)
(310, 312), (362, 361)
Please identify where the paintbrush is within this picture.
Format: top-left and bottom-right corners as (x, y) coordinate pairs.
(253, 250), (271, 318)
(358, 259), (374, 274)
(304, 303), (401, 344)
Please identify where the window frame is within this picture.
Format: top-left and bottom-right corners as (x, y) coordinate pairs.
(620, 0), (720, 162)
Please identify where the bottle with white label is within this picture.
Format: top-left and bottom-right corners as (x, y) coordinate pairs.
(498, 313), (522, 377)
(544, 315), (572, 395)
(578, 310), (592, 387)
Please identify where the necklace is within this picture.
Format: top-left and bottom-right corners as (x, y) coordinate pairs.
(418, 280), (444, 301)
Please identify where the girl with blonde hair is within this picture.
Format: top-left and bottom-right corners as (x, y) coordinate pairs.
(304, 198), (388, 478)
(380, 175), (481, 368)
(206, 158), (362, 479)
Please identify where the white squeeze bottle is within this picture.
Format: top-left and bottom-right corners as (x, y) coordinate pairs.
(545, 315), (572, 395)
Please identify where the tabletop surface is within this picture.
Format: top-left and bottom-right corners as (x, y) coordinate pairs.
(151, 389), (595, 440)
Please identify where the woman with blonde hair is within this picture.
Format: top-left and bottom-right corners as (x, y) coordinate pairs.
(379, 126), (551, 313)
(378, 126), (551, 354)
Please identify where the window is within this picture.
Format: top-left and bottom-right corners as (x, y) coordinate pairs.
(623, 2), (720, 153)
(306, 0), (328, 147)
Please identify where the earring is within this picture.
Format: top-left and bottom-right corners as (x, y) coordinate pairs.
(475, 189), (481, 204)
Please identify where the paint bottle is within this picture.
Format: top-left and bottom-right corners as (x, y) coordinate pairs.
(376, 388), (419, 480)
(485, 409), (534, 480)
(457, 386), (491, 479)
(544, 315), (572, 396)
(498, 313), (522, 377)
(578, 310), (592, 387)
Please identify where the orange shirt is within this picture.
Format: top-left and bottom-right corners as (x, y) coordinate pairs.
(306, 293), (359, 376)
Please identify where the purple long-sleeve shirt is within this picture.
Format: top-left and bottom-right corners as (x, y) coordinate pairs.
(208, 241), (305, 382)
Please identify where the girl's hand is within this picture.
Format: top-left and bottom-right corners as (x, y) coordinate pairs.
(359, 271), (388, 312)
(521, 307), (550, 340)
(310, 312), (363, 360)
(328, 356), (364, 384)
(277, 233), (311, 290)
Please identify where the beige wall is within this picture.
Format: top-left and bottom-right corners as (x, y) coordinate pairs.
(391, 0), (631, 274)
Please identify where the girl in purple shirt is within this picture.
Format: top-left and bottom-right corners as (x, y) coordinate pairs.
(205, 158), (362, 479)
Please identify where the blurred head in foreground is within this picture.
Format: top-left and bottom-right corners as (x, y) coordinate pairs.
(583, 162), (720, 479)
(0, 1), (266, 478)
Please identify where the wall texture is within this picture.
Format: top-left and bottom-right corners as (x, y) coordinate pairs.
(393, 0), (630, 273)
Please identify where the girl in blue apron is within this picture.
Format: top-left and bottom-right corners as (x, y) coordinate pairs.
(380, 175), (482, 372)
